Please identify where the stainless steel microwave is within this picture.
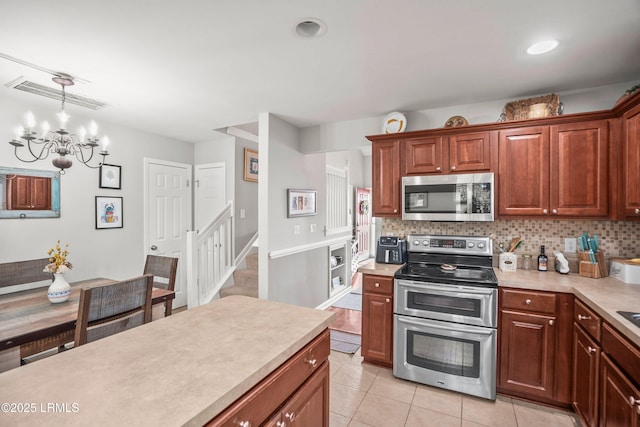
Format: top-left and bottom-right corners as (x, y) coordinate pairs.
(402, 172), (494, 221)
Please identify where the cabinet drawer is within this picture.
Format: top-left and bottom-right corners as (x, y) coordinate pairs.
(601, 323), (640, 386)
(574, 299), (601, 342)
(363, 275), (394, 295)
(207, 329), (330, 426)
(500, 289), (556, 314)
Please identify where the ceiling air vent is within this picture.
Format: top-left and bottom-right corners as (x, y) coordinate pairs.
(8, 78), (108, 110)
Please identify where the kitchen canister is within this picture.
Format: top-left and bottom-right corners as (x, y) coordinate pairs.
(499, 252), (518, 272)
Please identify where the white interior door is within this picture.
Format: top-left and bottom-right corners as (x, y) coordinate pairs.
(195, 163), (225, 232)
(145, 159), (192, 309)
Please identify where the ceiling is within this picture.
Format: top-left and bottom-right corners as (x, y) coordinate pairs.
(0, 1), (639, 143)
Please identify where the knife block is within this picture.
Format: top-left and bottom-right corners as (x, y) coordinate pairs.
(578, 251), (608, 278)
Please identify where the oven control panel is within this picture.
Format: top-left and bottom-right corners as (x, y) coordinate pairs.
(407, 235), (492, 256)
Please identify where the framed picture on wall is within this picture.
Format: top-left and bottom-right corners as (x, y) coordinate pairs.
(287, 189), (317, 217)
(99, 164), (122, 189)
(243, 148), (258, 182)
(95, 196), (123, 229)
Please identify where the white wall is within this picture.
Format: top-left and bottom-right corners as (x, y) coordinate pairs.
(234, 138), (259, 253)
(0, 96), (193, 284)
(261, 113), (332, 307)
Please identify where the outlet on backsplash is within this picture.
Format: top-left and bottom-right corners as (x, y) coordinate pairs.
(564, 238), (577, 253)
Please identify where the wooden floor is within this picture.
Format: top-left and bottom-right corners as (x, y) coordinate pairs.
(326, 272), (362, 336)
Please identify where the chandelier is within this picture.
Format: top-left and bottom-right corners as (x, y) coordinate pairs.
(8, 74), (109, 174)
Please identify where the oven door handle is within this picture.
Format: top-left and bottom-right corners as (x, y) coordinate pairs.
(398, 316), (495, 336)
(397, 280), (496, 296)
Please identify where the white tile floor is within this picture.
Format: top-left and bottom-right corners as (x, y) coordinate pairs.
(329, 349), (581, 427)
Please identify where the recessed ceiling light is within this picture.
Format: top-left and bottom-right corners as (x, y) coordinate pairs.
(527, 40), (559, 55)
(294, 18), (327, 38)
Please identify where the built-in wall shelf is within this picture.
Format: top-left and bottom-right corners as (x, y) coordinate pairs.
(329, 242), (349, 298)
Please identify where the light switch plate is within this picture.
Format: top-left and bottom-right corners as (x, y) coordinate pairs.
(564, 238), (577, 253)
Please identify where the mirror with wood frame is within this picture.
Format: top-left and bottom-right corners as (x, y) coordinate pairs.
(0, 166), (60, 218)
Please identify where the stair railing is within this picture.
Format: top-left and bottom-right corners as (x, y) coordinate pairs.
(186, 201), (235, 308)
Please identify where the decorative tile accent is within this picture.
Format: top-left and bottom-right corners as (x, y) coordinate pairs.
(382, 219), (640, 259)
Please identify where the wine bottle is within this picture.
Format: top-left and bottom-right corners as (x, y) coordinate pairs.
(538, 245), (548, 271)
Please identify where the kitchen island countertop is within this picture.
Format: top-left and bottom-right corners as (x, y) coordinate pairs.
(0, 295), (334, 426)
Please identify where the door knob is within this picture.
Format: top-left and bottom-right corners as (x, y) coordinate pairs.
(150, 245), (158, 250)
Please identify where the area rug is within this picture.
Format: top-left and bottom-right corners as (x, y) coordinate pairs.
(331, 292), (362, 311)
(330, 330), (361, 354)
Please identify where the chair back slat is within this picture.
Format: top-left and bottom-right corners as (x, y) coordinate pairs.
(143, 255), (178, 291)
(75, 274), (153, 346)
(0, 258), (53, 288)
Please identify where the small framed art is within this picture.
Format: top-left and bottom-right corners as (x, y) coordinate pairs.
(243, 148), (258, 182)
(99, 164), (122, 189)
(287, 189), (317, 217)
(95, 196), (123, 229)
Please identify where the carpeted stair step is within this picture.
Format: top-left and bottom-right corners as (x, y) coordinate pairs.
(245, 253), (258, 271)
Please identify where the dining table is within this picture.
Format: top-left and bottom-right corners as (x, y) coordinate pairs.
(0, 277), (175, 370)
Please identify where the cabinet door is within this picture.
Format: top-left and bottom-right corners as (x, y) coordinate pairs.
(623, 104), (640, 218)
(498, 127), (550, 216)
(600, 354), (640, 427)
(404, 136), (446, 175)
(362, 292), (393, 366)
(572, 325), (600, 427)
(449, 131), (493, 173)
(550, 121), (609, 217)
(371, 140), (401, 217)
(499, 310), (556, 399)
(267, 362), (330, 427)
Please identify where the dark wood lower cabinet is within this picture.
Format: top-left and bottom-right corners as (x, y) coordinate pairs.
(498, 289), (572, 406)
(572, 323), (600, 426)
(600, 354), (640, 427)
(361, 274), (393, 367)
(265, 362), (329, 427)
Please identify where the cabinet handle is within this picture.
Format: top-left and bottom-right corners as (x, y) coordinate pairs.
(285, 412), (296, 421)
(451, 166), (456, 170)
(386, 298), (390, 303)
(306, 358), (318, 367)
(577, 314), (592, 321)
(374, 283), (380, 287)
(635, 208), (640, 215)
(629, 396), (640, 406)
(542, 209), (549, 215)
(436, 166), (441, 171)
(393, 209), (398, 213)
(276, 422), (286, 427)
(238, 421), (251, 427)
(549, 320), (555, 326)
(552, 209), (558, 215)
(525, 299), (532, 305)
(588, 346), (597, 353)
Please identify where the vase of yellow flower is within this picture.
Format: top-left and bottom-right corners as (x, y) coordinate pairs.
(44, 240), (73, 303)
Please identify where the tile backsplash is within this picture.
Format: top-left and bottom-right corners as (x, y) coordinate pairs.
(382, 219), (640, 260)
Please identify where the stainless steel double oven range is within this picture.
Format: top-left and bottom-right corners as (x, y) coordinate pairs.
(393, 235), (498, 400)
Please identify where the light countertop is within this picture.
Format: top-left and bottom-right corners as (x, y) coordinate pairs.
(0, 296), (335, 426)
(357, 259), (403, 277)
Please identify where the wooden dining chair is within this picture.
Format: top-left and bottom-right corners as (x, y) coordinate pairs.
(74, 274), (153, 347)
(143, 255), (178, 316)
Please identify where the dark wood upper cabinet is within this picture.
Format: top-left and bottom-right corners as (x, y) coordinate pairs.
(371, 140), (401, 217)
(404, 136), (445, 174)
(449, 131), (493, 173)
(498, 127), (550, 216)
(622, 101), (640, 219)
(550, 120), (609, 217)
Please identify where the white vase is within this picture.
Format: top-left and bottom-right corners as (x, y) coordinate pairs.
(48, 273), (71, 303)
